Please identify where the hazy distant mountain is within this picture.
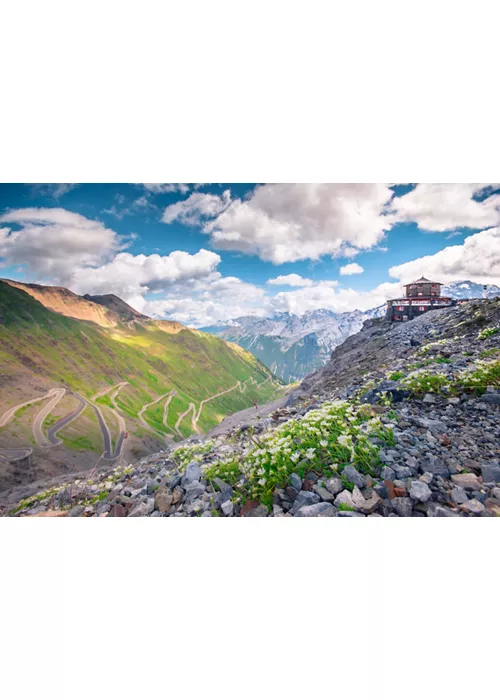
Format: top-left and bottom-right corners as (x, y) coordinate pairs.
(202, 306), (386, 382)
(442, 280), (500, 300)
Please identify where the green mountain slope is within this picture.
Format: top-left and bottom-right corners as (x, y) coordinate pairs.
(0, 281), (283, 487)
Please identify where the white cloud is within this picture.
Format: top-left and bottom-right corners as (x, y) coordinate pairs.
(390, 183), (500, 231)
(389, 226), (500, 285)
(29, 184), (79, 199)
(0, 207), (125, 280)
(68, 249), (222, 301)
(340, 262), (364, 275)
(199, 184), (395, 263)
(162, 190), (231, 225)
(267, 274), (314, 287)
(144, 183), (191, 194)
(269, 283), (388, 316)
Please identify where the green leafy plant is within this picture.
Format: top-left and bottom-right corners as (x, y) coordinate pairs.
(338, 502), (355, 512)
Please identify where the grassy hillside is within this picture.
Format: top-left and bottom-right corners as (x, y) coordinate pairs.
(0, 281), (284, 484)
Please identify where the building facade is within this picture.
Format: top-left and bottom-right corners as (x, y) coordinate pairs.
(386, 276), (456, 322)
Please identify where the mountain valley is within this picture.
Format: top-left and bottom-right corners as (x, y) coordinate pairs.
(0, 279), (284, 491)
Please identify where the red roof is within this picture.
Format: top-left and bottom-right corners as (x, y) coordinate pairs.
(405, 276), (443, 286)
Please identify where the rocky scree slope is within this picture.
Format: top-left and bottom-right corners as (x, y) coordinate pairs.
(3, 298), (499, 517)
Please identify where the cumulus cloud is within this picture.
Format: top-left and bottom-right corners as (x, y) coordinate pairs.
(203, 184), (395, 264)
(161, 184), (394, 263)
(68, 249), (222, 300)
(0, 208), (125, 280)
(267, 274), (314, 287)
(390, 183), (500, 231)
(162, 190), (231, 225)
(340, 262), (364, 275)
(389, 226), (500, 285)
(142, 275), (267, 327)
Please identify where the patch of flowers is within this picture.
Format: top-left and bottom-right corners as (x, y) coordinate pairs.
(477, 326), (499, 340)
(172, 439), (216, 470)
(455, 358), (500, 395)
(400, 370), (449, 396)
(203, 400), (395, 507)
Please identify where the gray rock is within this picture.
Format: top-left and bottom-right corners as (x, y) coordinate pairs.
(450, 486), (468, 504)
(460, 499), (485, 515)
(351, 486), (382, 514)
(213, 477), (231, 492)
(451, 473), (482, 490)
(291, 490), (320, 514)
(419, 472), (434, 484)
(221, 500), (234, 517)
(184, 480), (206, 504)
(394, 465), (413, 480)
(481, 392), (500, 405)
(334, 490), (355, 508)
(420, 458), (450, 478)
(294, 502), (336, 517)
(381, 466), (396, 481)
(128, 499), (155, 517)
(243, 504), (269, 517)
(391, 497), (413, 517)
(324, 477), (344, 496)
(312, 484), (335, 502)
(481, 464), (500, 483)
(423, 393), (436, 404)
(337, 511), (366, 517)
(68, 505), (85, 517)
(183, 461), (201, 485)
(186, 499), (204, 516)
(427, 502), (459, 517)
(290, 473), (302, 491)
(409, 481), (432, 503)
(342, 464), (365, 489)
(361, 380), (409, 404)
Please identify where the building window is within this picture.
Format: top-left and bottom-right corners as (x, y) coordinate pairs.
(418, 306), (425, 311)
(418, 291), (423, 296)
(397, 306), (404, 311)
(394, 314), (401, 321)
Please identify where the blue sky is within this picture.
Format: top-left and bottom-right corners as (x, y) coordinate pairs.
(1, 183), (499, 326)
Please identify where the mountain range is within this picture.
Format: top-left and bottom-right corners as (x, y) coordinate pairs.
(202, 280), (500, 382)
(0, 279), (283, 491)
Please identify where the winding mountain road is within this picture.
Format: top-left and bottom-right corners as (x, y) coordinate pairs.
(137, 390), (176, 442)
(91, 383), (129, 460)
(0, 374), (278, 462)
(0, 389), (61, 428)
